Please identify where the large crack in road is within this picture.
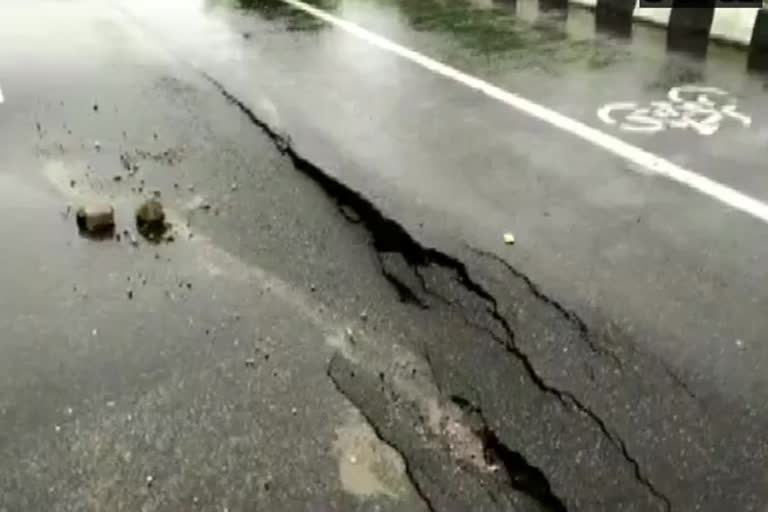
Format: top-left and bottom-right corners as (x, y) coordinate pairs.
(202, 72), (755, 512)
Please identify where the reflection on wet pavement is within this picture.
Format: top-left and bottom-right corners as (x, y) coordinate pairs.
(228, 0), (630, 74)
(212, 0), (339, 31)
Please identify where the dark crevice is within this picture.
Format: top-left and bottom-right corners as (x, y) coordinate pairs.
(471, 247), (697, 404)
(203, 74), (671, 512)
(326, 363), (437, 512)
(420, 275), (672, 512)
(450, 395), (568, 512)
(467, 246), (624, 369)
(413, 265), (451, 306)
(389, 262), (670, 512)
(336, 201), (362, 223)
(374, 252), (429, 309)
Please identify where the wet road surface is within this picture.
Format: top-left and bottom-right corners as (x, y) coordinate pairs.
(1, 0), (768, 510)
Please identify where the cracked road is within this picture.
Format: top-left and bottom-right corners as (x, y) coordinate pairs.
(1, 0), (767, 510)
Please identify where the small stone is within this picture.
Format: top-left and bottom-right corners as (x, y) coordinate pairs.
(291, 407), (298, 416)
(360, 310), (368, 321)
(349, 455), (357, 464)
(127, 289), (133, 300)
(106, 401), (116, 408)
(94, 140), (101, 151)
(146, 475), (154, 487)
(503, 232), (516, 244)
(231, 183), (238, 191)
(93, 103), (99, 112)
(113, 175), (123, 182)
(76, 204), (115, 233)
(736, 339), (745, 349)
(245, 358), (256, 367)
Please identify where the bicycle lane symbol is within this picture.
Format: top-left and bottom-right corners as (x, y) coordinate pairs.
(596, 85), (752, 136)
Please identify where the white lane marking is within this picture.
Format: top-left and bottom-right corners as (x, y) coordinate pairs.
(0, 85), (4, 103)
(279, 0), (768, 225)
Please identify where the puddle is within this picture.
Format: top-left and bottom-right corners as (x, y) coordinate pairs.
(333, 411), (410, 500)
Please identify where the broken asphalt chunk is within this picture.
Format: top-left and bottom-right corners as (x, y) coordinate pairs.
(136, 199), (168, 241)
(76, 204), (115, 234)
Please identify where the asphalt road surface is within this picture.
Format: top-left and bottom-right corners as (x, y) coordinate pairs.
(1, 0), (767, 510)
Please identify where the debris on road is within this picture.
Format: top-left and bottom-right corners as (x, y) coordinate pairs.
(245, 358), (256, 367)
(136, 199), (167, 241)
(503, 232), (515, 244)
(93, 140), (101, 151)
(120, 152), (135, 172)
(76, 204), (115, 234)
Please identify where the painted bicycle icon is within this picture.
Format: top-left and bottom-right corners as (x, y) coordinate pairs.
(597, 85), (751, 136)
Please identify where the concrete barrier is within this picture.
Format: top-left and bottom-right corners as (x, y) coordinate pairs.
(566, 0), (767, 68)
